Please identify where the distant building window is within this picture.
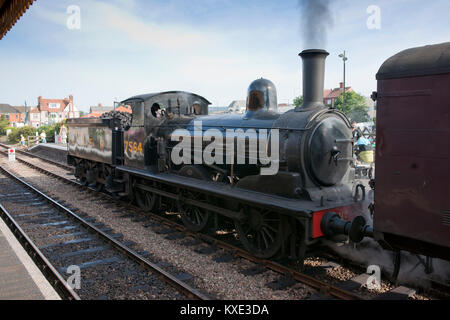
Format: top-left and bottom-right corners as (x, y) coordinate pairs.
(49, 103), (60, 109)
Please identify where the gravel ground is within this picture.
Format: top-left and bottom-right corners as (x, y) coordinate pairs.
(0, 157), (315, 300)
(3, 154), (438, 300)
(0, 169), (187, 300)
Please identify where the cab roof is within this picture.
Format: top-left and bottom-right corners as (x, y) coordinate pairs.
(122, 91), (211, 105)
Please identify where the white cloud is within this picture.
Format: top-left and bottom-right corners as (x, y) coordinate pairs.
(32, 4), (67, 27)
(104, 8), (209, 50)
(2, 0), (450, 109)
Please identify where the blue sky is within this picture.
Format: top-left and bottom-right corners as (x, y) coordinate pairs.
(1, 0), (450, 112)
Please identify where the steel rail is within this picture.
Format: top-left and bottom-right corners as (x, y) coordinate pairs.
(0, 149), (363, 300)
(0, 164), (209, 300)
(0, 143), (72, 171)
(140, 212), (365, 300)
(0, 148), (365, 300)
(0, 202), (80, 300)
(4, 148), (437, 300)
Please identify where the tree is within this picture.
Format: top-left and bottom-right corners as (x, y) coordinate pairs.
(334, 91), (370, 123)
(293, 96), (303, 107)
(8, 126), (37, 144)
(37, 123), (63, 143)
(0, 115), (10, 135)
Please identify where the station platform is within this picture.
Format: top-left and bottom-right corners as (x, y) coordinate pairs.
(27, 143), (68, 165)
(0, 218), (61, 300)
(29, 143), (68, 152)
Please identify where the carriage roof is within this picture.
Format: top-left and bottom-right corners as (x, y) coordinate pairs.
(377, 42), (450, 80)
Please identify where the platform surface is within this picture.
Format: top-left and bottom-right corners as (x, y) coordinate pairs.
(29, 143), (68, 151)
(0, 218), (61, 300)
(27, 143), (68, 165)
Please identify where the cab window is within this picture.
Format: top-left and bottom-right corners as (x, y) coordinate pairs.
(150, 103), (166, 118)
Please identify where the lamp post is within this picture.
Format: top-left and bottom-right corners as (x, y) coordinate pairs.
(338, 51), (348, 111)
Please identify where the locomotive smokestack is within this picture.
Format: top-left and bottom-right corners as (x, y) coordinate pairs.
(297, 49), (329, 110)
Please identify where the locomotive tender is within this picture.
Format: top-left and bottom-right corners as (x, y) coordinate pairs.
(68, 49), (363, 259)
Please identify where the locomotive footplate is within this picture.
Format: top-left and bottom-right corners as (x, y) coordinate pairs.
(116, 166), (354, 219)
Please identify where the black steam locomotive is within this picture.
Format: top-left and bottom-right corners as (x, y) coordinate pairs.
(67, 49), (366, 259)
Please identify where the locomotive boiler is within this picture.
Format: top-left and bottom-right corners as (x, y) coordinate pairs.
(67, 49), (366, 259)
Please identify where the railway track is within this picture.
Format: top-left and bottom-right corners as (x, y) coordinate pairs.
(1, 143), (73, 171)
(0, 143), (441, 300)
(0, 162), (208, 300)
(0, 201), (80, 300)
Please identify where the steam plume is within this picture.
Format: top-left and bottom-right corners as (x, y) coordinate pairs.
(298, 0), (334, 49)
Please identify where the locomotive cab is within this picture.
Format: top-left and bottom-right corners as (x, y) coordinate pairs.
(121, 92), (211, 172)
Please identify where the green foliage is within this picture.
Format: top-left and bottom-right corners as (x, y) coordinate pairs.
(0, 115), (10, 135)
(38, 123), (62, 143)
(6, 123), (64, 144)
(334, 91), (370, 123)
(8, 126), (37, 144)
(1, 116), (67, 144)
(293, 96), (303, 107)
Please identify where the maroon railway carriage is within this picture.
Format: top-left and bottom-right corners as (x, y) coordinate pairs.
(373, 42), (450, 261)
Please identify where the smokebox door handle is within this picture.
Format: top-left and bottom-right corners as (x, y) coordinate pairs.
(330, 147), (341, 166)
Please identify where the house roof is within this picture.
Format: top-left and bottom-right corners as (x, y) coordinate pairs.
(115, 106), (132, 113)
(0, 103), (20, 114)
(90, 106), (114, 113)
(82, 113), (103, 118)
(83, 105), (131, 118)
(11, 106), (27, 113)
(0, 0), (35, 40)
(38, 97), (71, 113)
(324, 87), (353, 99)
